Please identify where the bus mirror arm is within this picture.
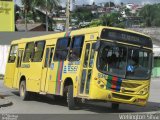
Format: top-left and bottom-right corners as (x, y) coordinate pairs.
(94, 40), (101, 51)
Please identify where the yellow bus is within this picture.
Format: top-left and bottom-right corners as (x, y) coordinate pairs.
(4, 26), (153, 110)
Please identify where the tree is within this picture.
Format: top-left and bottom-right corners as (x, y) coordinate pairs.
(72, 7), (94, 25)
(139, 5), (152, 27)
(100, 12), (121, 26)
(125, 8), (132, 17)
(89, 19), (103, 27)
(15, 4), (21, 31)
(21, 0), (60, 30)
(139, 3), (160, 27)
(120, 2), (124, 6)
(105, 2), (115, 7)
(92, 2), (95, 6)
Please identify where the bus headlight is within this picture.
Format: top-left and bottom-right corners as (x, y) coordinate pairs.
(138, 87), (149, 95)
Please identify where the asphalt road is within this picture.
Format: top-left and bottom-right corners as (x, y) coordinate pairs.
(0, 78), (160, 119)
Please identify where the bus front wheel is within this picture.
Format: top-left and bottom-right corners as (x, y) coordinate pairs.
(19, 81), (30, 100)
(67, 85), (76, 110)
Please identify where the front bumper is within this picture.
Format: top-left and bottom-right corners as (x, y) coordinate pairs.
(89, 89), (149, 106)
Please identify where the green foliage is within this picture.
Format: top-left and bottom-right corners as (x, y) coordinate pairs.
(22, 0), (60, 12)
(72, 7), (94, 24)
(125, 8), (132, 16)
(21, 0), (60, 30)
(139, 3), (160, 27)
(89, 19), (103, 27)
(100, 12), (121, 26)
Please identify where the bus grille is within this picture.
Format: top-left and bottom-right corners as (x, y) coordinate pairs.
(112, 93), (132, 100)
(121, 82), (141, 88)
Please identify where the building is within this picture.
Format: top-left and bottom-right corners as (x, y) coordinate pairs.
(0, 45), (10, 75)
(0, 0), (15, 31)
(126, 3), (134, 9)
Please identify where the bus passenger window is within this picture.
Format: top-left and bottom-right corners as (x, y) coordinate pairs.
(8, 45), (18, 63)
(54, 37), (70, 61)
(69, 36), (84, 61)
(83, 44), (90, 68)
(23, 42), (34, 62)
(44, 48), (49, 67)
(49, 48), (54, 66)
(45, 48), (54, 67)
(89, 43), (96, 67)
(33, 41), (45, 62)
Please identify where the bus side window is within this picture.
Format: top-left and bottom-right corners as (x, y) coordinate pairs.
(8, 45), (18, 63)
(45, 47), (54, 68)
(54, 37), (70, 61)
(83, 44), (90, 68)
(23, 42), (34, 62)
(69, 36), (84, 61)
(32, 41), (45, 62)
(49, 48), (54, 66)
(89, 43), (96, 67)
(44, 48), (49, 68)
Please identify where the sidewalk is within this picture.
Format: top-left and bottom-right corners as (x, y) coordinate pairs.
(0, 94), (12, 108)
(151, 77), (160, 81)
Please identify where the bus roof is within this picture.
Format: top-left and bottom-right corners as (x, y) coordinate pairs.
(11, 26), (151, 45)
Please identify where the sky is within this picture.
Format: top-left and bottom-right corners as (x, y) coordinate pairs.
(15, 0), (160, 6)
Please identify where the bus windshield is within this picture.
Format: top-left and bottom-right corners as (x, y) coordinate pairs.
(97, 41), (152, 80)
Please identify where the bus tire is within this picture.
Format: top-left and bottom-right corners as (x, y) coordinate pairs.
(67, 85), (76, 110)
(19, 81), (30, 100)
(111, 103), (119, 110)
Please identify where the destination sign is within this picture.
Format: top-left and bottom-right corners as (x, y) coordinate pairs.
(101, 29), (152, 48)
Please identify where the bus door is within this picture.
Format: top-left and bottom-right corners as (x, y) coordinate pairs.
(41, 46), (54, 92)
(79, 42), (96, 96)
(4, 45), (18, 88)
(13, 49), (24, 88)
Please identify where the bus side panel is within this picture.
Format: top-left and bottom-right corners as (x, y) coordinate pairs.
(23, 62), (42, 92)
(60, 62), (78, 96)
(46, 61), (58, 95)
(4, 63), (16, 88)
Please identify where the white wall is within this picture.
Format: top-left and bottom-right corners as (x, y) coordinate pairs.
(0, 45), (10, 75)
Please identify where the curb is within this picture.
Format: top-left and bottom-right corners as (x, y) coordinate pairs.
(0, 98), (13, 108)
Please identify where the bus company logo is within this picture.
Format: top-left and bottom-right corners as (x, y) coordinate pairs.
(98, 73), (108, 79)
(63, 65), (78, 73)
(21, 64), (30, 68)
(68, 61), (80, 65)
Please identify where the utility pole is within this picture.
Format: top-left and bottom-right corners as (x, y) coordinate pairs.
(46, 0), (48, 31)
(25, 9), (27, 32)
(65, 0), (70, 32)
(24, 0), (28, 32)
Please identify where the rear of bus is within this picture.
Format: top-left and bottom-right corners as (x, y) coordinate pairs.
(89, 27), (153, 107)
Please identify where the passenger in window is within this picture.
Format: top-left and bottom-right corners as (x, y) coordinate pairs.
(108, 54), (118, 69)
(100, 47), (109, 71)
